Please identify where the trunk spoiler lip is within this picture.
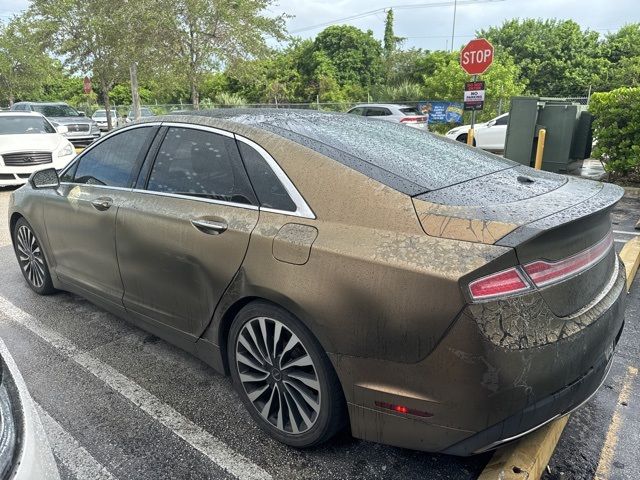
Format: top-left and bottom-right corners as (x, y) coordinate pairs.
(496, 182), (624, 248)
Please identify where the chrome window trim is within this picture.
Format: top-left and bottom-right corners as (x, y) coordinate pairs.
(59, 182), (134, 193)
(130, 188), (259, 211)
(234, 135), (316, 220)
(58, 121), (315, 219)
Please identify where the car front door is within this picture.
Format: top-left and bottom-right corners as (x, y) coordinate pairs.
(43, 125), (158, 307)
(116, 125), (260, 340)
(476, 114), (509, 151)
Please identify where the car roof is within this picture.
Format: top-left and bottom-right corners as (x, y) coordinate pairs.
(0, 111), (46, 117)
(149, 108), (514, 195)
(15, 101), (69, 105)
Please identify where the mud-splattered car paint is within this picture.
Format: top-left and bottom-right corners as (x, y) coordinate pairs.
(8, 109), (626, 455)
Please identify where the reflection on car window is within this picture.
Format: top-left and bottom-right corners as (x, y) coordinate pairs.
(495, 115), (509, 126)
(31, 104), (79, 117)
(73, 127), (155, 187)
(0, 116), (55, 135)
(238, 142), (296, 212)
(147, 127), (257, 206)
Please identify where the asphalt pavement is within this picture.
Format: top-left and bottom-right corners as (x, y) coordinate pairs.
(0, 186), (638, 480)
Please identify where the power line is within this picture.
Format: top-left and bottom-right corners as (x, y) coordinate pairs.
(288, 0), (505, 34)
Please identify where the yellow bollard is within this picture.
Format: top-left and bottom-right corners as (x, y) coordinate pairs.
(534, 128), (547, 170)
(467, 128), (475, 146)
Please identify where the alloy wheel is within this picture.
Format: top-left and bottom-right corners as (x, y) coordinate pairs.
(16, 225), (46, 289)
(235, 316), (321, 435)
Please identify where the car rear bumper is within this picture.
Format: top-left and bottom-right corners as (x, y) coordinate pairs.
(331, 258), (627, 455)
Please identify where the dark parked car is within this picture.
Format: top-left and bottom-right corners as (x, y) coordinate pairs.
(10, 102), (100, 146)
(8, 110), (626, 455)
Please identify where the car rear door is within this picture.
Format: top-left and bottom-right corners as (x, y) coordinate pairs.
(115, 125), (260, 340)
(44, 125), (158, 307)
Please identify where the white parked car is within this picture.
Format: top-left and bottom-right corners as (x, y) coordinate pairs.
(91, 109), (118, 131)
(445, 112), (509, 152)
(0, 112), (76, 186)
(0, 338), (60, 479)
(346, 104), (429, 130)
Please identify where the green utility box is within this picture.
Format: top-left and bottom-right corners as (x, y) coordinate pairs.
(503, 96), (593, 173)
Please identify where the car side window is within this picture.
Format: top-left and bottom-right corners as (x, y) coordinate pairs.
(147, 127), (257, 206)
(237, 141), (296, 212)
(495, 115), (509, 126)
(365, 107), (391, 117)
(348, 107), (365, 116)
(72, 127), (155, 187)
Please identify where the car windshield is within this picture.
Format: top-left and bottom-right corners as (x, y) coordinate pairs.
(400, 107), (421, 115)
(93, 110), (116, 118)
(0, 116), (55, 135)
(218, 110), (516, 194)
(31, 104), (79, 117)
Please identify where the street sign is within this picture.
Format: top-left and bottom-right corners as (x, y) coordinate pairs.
(464, 81), (485, 111)
(460, 39), (494, 75)
(83, 76), (92, 94)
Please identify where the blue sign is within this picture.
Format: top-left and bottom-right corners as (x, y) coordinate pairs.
(417, 101), (464, 124)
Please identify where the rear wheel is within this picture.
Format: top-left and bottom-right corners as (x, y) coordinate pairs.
(456, 133), (476, 146)
(228, 301), (346, 448)
(13, 218), (56, 295)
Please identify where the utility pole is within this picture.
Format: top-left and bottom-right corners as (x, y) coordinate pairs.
(450, 0), (457, 52)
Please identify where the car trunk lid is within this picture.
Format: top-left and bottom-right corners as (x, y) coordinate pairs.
(413, 166), (624, 315)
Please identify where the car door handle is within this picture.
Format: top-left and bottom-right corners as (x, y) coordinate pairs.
(191, 219), (227, 235)
(91, 197), (113, 211)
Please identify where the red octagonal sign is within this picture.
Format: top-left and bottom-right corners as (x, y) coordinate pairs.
(460, 38), (494, 75)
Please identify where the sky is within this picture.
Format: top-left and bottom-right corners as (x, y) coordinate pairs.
(1, 0), (636, 51)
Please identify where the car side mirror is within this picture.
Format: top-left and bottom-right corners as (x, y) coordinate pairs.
(77, 111), (86, 117)
(487, 120), (496, 127)
(29, 168), (60, 189)
(56, 125), (68, 134)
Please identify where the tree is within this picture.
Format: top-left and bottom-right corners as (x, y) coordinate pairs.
(598, 24), (640, 90)
(308, 25), (384, 90)
(0, 15), (57, 106)
(165, 0), (287, 108)
(479, 19), (606, 96)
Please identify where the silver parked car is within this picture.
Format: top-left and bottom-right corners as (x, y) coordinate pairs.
(346, 103), (428, 130)
(91, 109), (119, 132)
(10, 102), (100, 147)
(0, 338), (60, 479)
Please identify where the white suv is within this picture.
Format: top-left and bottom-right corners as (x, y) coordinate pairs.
(347, 104), (428, 130)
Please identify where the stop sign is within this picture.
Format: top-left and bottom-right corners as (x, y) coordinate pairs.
(460, 39), (494, 75)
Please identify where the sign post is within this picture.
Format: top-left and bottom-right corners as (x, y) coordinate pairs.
(459, 39), (494, 145)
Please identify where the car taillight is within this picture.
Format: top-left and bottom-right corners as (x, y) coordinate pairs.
(468, 267), (532, 301)
(400, 116), (427, 123)
(523, 232), (613, 287)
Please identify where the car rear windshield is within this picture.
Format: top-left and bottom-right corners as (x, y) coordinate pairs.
(93, 110), (116, 118)
(32, 104), (79, 117)
(226, 111), (515, 194)
(399, 107), (421, 115)
(0, 116), (55, 135)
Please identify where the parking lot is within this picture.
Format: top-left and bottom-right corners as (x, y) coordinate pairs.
(0, 187), (637, 480)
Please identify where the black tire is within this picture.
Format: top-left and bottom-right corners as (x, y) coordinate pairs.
(228, 301), (347, 448)
(13, 218), (56, 295)
(456, 134), (476, 146)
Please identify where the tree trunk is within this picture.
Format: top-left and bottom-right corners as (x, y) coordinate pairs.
(190, 79), (199, 110)
(102, 81), (113, 130)
(129, 62), (141, 120)
(8, 94), (14, 107)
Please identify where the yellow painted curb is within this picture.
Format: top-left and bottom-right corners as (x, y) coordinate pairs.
(620, 236), (640, 292)
(74, 147), (85, 154)
(478, 416), (569, 480)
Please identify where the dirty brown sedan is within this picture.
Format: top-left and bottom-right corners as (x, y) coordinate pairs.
(8, 110), (626, 455)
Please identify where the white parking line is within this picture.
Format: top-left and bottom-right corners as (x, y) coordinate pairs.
(614, 239), (628, 244)
(613, 230), (640, 236)
(35, 403), (118, 480)
(0, 296), (272, 480)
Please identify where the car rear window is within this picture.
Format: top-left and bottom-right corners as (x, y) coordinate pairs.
(226, 111), (515, 194)
(399, 107), (421, 115)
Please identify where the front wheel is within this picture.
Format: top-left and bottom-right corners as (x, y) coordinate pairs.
(456, 133), (476, 146)
(13, 218), (56, 295)
(228, 301), (346, 448)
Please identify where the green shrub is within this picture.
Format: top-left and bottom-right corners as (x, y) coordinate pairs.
(214, 92), (247, 107)
(590, 87), (640, 176)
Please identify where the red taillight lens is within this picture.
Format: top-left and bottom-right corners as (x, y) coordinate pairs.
(468, 267), (531, 301)
(374, 401), (433, 417)
(400, 116), (427, 123)
(523, 232), (613, 287)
